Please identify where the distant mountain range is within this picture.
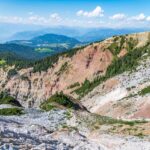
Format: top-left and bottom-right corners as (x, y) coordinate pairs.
(0, 24), (150, 61)
(1, 23), (149, 43)
(9, 26), (84, 41)
(8, 34), (81, 48)
(0, 34), (82, 60)
(76, 28), (150, 42)
(8, 26), (150, 43)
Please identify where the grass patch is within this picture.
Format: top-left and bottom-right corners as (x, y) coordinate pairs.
(74, 77), (106, 98)
(96, 116), (147, 126)
(108, 42), (121, 55)
(56, 62), (69, 75)
(139, 86), (150, 96)
(40, 92), (77, 111)
(0, 59), (6, 66)
(0, 108), (24, 116)
(80, 113), (147, 129)
(67, 82), (80, 89)
(108, 36), (126, 55)
(65, 110), (72, 119)
(35, 47), (54, 53)
(0, 92), (21, 107)
(135, 133), (144, 138)
(40, 103), (55, 111)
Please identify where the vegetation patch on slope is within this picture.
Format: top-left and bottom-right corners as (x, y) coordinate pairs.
(40, 92), (79, 111)
(0, 59), (6, 66)
(90, 114), (147, 126)
(35, 47), (54, 53)
(0, 108), (23, 116)
(108, 36), (138, 56)
(0, 51), (33, 69)
(139, 86), (150, 96)
(33, 46), (86, 72)
(74, 43), (150, 97)
(0, 92), (22, 107)
(56, 62), (70, 76)
(67, 82), (80, 89)
(78, 112), (147, 132)
(0, 45), (85, 72)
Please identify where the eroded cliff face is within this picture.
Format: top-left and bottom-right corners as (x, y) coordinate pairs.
(0, 42), (113, 107)
(0, 32), (150, 108)
(82, 56), (150, 119)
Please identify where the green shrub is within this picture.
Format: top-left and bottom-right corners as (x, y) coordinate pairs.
(108, 36), (126, 56)
(139, 86), (150, 96)
(108, 43), (120, 55)
(20, 75), (29, 81)
(67, 82), (80, 89)
(40, 103), (55, 111)
(127, 37), (138, 51)
(120, 36), (126, 47)
(74, 77), (106, 97)
(0, 92), (21, 107)
(0, 59), (6, 66)
(40, 92), (76, 111)
(136, 133), (144, 138)
(0, 108), (23, 116)
(56, 62), (69, 75)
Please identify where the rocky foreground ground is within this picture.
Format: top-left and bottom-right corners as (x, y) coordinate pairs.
(0, 108), (150, 150)
(1, 32), (150, 149)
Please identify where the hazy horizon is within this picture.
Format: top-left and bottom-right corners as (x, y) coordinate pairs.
(0, 0), (150, 41)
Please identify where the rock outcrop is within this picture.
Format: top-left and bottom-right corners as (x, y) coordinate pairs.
(82, 48), (150, 119)
(0, 32), (150, 109)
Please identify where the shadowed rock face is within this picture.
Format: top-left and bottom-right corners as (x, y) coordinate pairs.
(0, 32), (150, 108)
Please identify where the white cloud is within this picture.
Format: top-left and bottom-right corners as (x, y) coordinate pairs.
(132, 13), (146, 21)
(77, 10), (83, 16)
(27, 15), (49, 25)
(0, 12), (62, 25)
(146, 16), (150, 21)
(0, 11), (150, 28)
(110, 13), (126, 20)
(0, 16), (23, 24)
(50, 13), (61, 22)
(76, 6), (104, 17)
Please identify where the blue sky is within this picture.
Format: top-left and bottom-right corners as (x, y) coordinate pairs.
(0, 0), (150, 28)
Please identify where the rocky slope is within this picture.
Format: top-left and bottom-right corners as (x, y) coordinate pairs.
(1, 32), (150, 150)
(82, 56), (150, 119)
(1, 32), (150, 109)
(0, 108), (150, 150)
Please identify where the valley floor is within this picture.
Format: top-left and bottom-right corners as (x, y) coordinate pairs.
(0, 108), (150, 150)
